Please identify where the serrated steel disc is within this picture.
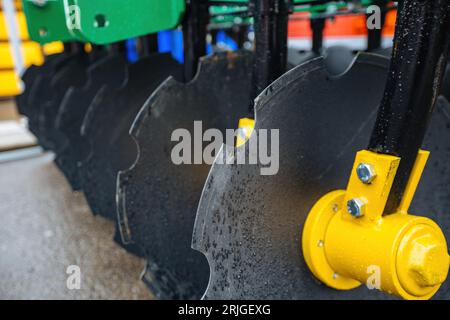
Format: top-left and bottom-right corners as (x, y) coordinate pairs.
(16, 65), (42, 117)
(37, 52), (91, 151)
(25, 53), (73, 142)
(288, 46), (355, 76)
(54, 54), (128, 190)
(117, 51), (253, 299)
(78, 53), (180, 222)
(16, 54), (66, 118)
(192, 53), (407, 299)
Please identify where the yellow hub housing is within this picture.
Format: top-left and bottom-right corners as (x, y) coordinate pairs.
(302, 150), (450, 300)
(236, 118), (255, 147)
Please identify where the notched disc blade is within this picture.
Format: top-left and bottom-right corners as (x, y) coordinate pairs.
(16, 65), (41, 117)
(38, 52), (91, 151)
(192, 53), (402, 299)
(16, 54), (65, 118)
(288, 46), (355, 76)
(78, 53), (180, 222)
(54, 54), (128, 190)
(26, 53), (72, 141)
(117, 51), (253, 299)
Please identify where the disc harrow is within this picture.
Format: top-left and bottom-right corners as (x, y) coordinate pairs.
(11, 0), (450, 301)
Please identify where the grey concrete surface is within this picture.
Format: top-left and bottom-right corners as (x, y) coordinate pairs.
(0, 152), (154, 300)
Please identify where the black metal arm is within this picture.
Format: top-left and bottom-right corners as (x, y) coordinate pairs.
(249, 0), (289, 111)
(182, 0), (209, 82)
(368, 0), (450, 214)
(311, 17), (325, 55)
(366, 0), (388, 51)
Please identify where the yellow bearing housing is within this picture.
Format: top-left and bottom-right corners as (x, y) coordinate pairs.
(303, 150), (450, 300)
(236, 117), (255, 147)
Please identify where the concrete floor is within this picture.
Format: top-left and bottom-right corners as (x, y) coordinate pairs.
(0, 152), (154, 300)
(0, 99), (20, 121)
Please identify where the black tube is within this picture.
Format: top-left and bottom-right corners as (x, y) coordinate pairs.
(236, 25), (248, 49)
(139, 34), (159, 57)
(368, 0), (450, 214)
(311, 17), (325, 55)
(182, 0), (209, 82)
(366, 0), (388, 51)
(249, 0), (289, 112)
(272, 0), (289, 77)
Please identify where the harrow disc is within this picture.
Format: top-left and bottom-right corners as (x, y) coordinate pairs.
(24, 53), (72, 141)
(289, 46), (355, 76)
(78, 53), (180, 222)
(192, 53), (425, 299)
(16, 62), (46, 118)
(16, 54), (68, 118)
(37, 53), (92, 151)
(26, 52), (90, 150)
(54, 54), (128, 190)
(117, 51), (253, 299)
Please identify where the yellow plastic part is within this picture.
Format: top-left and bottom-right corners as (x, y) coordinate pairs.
(0, 41), (44, 69)
(0, 11), (29, 40)
(0, 70), (22, 96)
(302, 150), (450, 300)
(236, 118), (255, 147)
(42, 41), (64, 56)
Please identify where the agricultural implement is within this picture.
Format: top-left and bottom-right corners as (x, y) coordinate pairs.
(11, 0), (450, 300)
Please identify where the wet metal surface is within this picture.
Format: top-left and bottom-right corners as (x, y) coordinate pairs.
(54, 54), (128, 191)
(117, 51), (253, 299)
(193, 54), (392, 299)
(0, 153), (153, 300)
(193, 53), (450, 299)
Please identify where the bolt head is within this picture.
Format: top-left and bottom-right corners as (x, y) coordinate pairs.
(356, 163), (376, 184)
(347, 198), (365, 217)
(407, 234), (449, 287)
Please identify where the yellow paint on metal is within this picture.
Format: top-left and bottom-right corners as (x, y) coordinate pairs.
(302, 150), (449, 300)
(0, 41), (44, 69)
(236, 118), (255, 147)
(397, 151), (429, 214)
(0, 11), (29, 40)
(343, 150), (400, 223)
(302, 190), (362, 290)
(396, 223), (449, 297)
(42, 41), (64, 55)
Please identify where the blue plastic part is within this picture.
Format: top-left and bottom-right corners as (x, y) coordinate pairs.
(126, 38), (139, 63)
(216, 30), (238, 51)
(171, 30), (184, 63)
(158, 30), (173, 53)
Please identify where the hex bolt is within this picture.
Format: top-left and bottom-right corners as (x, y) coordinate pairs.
(347, 198), (365, 218)
(356, 163), (376, 184)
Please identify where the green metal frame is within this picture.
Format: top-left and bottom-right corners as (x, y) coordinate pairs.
(22, 0), (74, 44)
(22, 0), (382, 45)
(67, 0), (186, 45)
